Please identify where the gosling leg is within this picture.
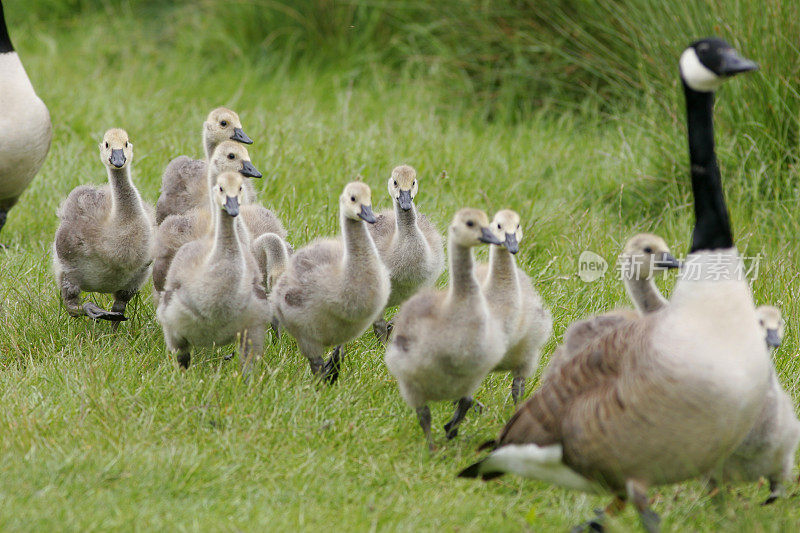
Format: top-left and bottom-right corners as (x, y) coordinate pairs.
(511, 376), (526, 404)
(240, 325), (265, 380)
(60, 274), (126, 321)
(110, 289), (136, 331)
(627, 479), (659, 533)
(416, 405), (435, 452)
(443, 396), (474, 440)
(322, 345), (344, 384)
(763, 478), (783, 505)
(373, 317), (390, 344)
(0, 207), (7, 247)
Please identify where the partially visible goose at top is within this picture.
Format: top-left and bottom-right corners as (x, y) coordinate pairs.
(53, 129), (154, 322)
(157, 171), (270, 376)
(459, 39), (767, 533)
(474, 210), (552, 404)
(0, 1), (52, 245)
(155, 107), (260, 224)
(385, 208), (504, 451)
(715, 305), (799, 505)
(367, 165), (444, 342)
(271, 182), (390, 384)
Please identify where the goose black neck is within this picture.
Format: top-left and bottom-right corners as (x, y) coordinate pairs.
(684, 81), (733, 252)
(0, 2), (14, 54)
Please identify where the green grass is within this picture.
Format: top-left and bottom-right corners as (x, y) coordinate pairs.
(1, 5), (800, 532)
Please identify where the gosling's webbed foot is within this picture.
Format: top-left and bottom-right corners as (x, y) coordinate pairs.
(762, 495), (779, 505)
(638, 508), (660, 533)
(570, 509), (605, 533)
(177, 352), (191, 369)
(322, 345), (344, 384)
(223, 351), (235, 361)
(83, 302), (127, 322)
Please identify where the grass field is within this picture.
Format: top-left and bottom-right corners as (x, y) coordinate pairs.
(1, 3), (799, 531)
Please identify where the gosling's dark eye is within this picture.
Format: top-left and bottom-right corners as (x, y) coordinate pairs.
(220, 120), (228, 127)
(228, 153), (235, 160)
(350, 196), (356, 202)
(466, 220), (474, 227)
(412, 180), (416, 186)
(218, 185), (223, 192)
(759, 320), (765, 326)
(393, 180), (398, 187)
(644, 247), (653, 254)
(105, 142), (109, 148)
(497, 223), (501, 229)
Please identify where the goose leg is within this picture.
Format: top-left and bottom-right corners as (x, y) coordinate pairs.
(373, 317), (390, 344)
(110, 289), (136, 330)
(0, 208), (7, 247)
(322, 345), (344, 384)
(762, 478), (783, 505)
(239, 326), (265, 380)
(626, 479), (659, 533)
(511, 376), (526, 404)
(176, 351), (191, 369)
(60, 274), (125, 321)
(444, 397), (474, 439)
(298, 339), (326, 378)
(270, 317), (281, 340)
(416, 405), (435, 451)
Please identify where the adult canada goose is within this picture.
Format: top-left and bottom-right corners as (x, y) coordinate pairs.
(152, 141), (278, 296)
(474, 210), (552, 404)
(53, 129), (153, 322)
(385, 208), (504, 451)
(155, 107), (260, 224)
(458, 39), (766, 533)
(271, 182), (390, 383)
(715, 305), (799, 505)
(157, 171), (270, 374)
(0, 1), (52, 245)
(367, 165), (444, 342)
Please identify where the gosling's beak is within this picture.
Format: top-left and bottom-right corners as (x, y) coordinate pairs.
(230, 127), (253, 144)
(224, 196), (240, 217)
(479, 227), (503, 245)
(358, 204), (377, 224)
(109, 148), (126, 168)
(766, 329), (781, 348)
(504, 232), (519, 254)
(239, 160), (262, 178)
(654, 252), (682, 270)
(398, 189), (413, 211)
(719, 48), (759, 76)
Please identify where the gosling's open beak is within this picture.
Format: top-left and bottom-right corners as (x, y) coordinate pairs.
(719, 48), (759, 76)
(654, 252), (682, 270)
(479, 227), (503, 245)
(109, 148), (126, 168)
(765, 329), (781, 348)
(224, 196), (240, 217)
(398, 189), (413, 211)
(239, 160), (262, 178)
(230, 127), (253, 144)
(504, 232), (519, 254)
(358, 204), (377, 224)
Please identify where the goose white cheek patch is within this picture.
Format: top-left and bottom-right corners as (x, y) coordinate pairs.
(680, 48), (722, 92)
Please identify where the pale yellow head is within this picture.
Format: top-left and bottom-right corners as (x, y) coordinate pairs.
(490, 209), (522, 254)
(620, 233), (681, 279)
(209, 141), (262, 179)
(99, 128), (132, 169)
(449, 208), (502, 248)
(340, 182), (376, 223)
(387, 164), (418, 211)
(212, 171), (245, 217)
(203, 107), (253, 153)
(756, 305), (784, 349)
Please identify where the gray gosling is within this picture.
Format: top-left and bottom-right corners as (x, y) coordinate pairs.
(152, 141), (280, 297)
(715, 305), (799, 505)
(157, 171), (270, 375)
(155, 107), (260, 224)
(53, 129), (154, 322)
(385, 208), (505, 451)
(367, 165), (444, 342)
(475, 210), (552, 404)
(0, 2), (52, 244)
(271, 182), (389, 383)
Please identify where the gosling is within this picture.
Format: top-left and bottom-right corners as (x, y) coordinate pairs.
(157, 171), (270, 375)
(367, 165), (444, 342)
(475, 210), (552, 404)
(53, 129), (154, 321)
(155, 107), (259, 224)
(385, 208), (504, 450)
(271, 182), (389, 383)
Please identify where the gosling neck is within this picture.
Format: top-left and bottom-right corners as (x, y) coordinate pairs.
(624, 273), (667, 314)
(210, 207), (242, 261)
(485, 245), (519, 296)
(447, 236), (480, 303)
(394, 200), (419, 237)
(202, 130), (218, 162)
(107, 165), (144, 221)
(341, 213), (377, 277)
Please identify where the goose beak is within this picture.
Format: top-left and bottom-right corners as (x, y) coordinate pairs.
(504, 232), (519, 254)
(230, 127), (253, 144)
(719, 48), (759, 76)
(358, 204), (377, 224)
(654, 252), (682, 270)
(109, 149), (126, 168)
(479, 227), (503, 245)
(224, 196), (240, 217)
(398, 189), (413, 211)
(239, 160), (262, 178)
(765, 329), (781, 348)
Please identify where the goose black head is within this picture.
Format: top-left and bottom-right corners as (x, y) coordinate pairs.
(679, 38), (758, 92)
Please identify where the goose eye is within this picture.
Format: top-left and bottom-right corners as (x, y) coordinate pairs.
(497, 223), (501, 229)
(104, 142), (109, 148)
(466, 220), (474, 227)
(350, 196), (356, 202)
(644, 247), (653, 254)
(239, 186), (243, 192)
(393, 180), (398, 187)
(220, 120), (228, 127)
(759, 320), (765, 326)
(218, 185), (223, 192)
(228, 153), (235, 160)
(412, 180), (416, 186)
